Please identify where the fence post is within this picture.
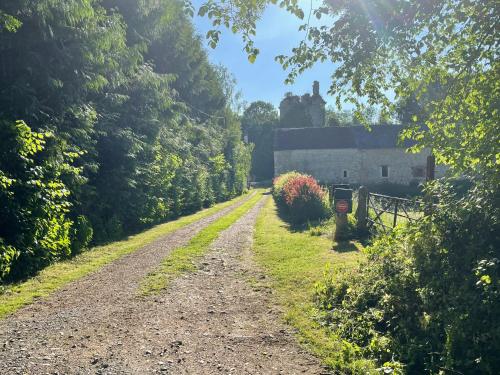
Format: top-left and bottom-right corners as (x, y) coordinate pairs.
(356, 186), (368, 235)
(393, 201), (398, 227)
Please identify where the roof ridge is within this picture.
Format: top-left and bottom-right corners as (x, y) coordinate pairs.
(274, 125), (414, 151)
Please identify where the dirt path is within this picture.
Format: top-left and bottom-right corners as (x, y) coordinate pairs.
(0, 194), (325, 374)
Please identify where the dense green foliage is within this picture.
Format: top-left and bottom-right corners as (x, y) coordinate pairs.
(241, 101), (278, 181)
(316, 181), (500, 373)
(0, 0), (251, 282)
(0, 121), (86, 280)
(273, 172), (330, 223)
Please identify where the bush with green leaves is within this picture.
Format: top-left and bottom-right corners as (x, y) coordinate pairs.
(0, 121), (86, 281)
(315, 180), (500, 374)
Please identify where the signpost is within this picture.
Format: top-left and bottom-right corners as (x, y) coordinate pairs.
(333, 188), (352, 240)
(333, 188), (352, 213)
(335, 199), (349, 214)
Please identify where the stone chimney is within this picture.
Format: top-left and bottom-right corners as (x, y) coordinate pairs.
(308, 81), (325, 127)
(313, 81), (320, 96)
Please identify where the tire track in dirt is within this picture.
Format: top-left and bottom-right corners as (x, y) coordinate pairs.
(0, 192), (256, 374)
(0, 193), (326, 374)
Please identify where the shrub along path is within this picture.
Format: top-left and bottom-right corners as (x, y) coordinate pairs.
(0, 192), (324, 374)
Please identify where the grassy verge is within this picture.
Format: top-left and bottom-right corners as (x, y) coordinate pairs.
(139, 190), (264, 295)
(253, 198), (377, 372)
(0, 192), (252, 319)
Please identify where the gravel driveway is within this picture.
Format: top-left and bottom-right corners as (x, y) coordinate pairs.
(0, 193), (325, 374)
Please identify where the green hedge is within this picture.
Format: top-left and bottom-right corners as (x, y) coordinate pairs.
(315, 180), (500, 373)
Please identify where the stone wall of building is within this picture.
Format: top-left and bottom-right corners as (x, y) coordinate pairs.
(274, 148), (446, 185)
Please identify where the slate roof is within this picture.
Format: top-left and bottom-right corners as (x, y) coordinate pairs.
(274, 125), (415, 151)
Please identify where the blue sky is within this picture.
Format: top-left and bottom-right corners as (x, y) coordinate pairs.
(191, 1), (342, 110)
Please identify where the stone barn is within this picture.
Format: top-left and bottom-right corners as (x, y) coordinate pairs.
(274, 125), (445, 185)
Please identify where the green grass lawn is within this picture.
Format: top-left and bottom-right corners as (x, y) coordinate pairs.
(253, 197), (378, 372)
(139, 190), (265, 295)
(0, 192), (252, 319)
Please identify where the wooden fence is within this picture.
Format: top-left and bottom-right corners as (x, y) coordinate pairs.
(365, 192), (425, 233)
(354, 186), (432, 235)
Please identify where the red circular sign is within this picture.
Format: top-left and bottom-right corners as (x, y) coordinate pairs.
(336, 199), (349, 214)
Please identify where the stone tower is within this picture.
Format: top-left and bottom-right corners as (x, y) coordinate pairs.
(279, 81), (326, 128)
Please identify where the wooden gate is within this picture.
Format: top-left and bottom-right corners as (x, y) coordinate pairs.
(366, 193), (424, 233)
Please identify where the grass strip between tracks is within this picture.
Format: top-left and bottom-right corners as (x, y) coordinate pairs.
(0, 192), (253, 319)
(140, 190), (264, 296)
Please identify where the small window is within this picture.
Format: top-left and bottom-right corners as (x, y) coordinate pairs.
(343, 170), (348, 178)
(381, 165), (389, 178)
(412, 166), (425, 178)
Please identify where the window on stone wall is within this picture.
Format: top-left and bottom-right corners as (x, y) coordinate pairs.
(343, 170), (348, 178)
(381, 165), (389, 178)
(412, 166), (425, 178)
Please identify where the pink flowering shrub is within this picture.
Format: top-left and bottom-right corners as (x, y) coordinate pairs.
(273, 172), (330, 222)
(272, 171), (301, 207)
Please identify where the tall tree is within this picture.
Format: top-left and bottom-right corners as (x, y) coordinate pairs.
(241, 101), (278, 181)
